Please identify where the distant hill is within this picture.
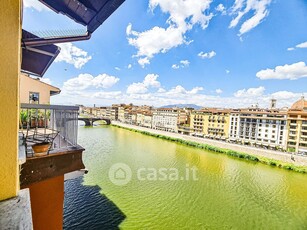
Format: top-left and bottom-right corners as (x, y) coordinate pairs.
(160, 104), (202, 110)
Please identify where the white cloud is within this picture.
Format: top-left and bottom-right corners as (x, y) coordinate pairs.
(115, 67), (121, 71)
(128, 26), (186, 67)
(92, 91), (122, 99)
(166, 85), (204, 96)
(127, 74), (161, 94)
(229, 0), (272, 36)
(270, 91), (297, 100)
(180, 60), (190, 67)
(149, 0), (213, 30)
(158, 88), (166, 93)
(127, 0), (214, 67)
(189, 87), (204, 94)
(226, 70), (230, 74)
(127, 64), (132, 69)
(234, 86), (265, 97)
(127, 83), (149, 94)
(172, 64), (180, 69)
(143, 74), (161, 88)
(63, 73), (119, 91)
(296, 41), (307, 48)
(55, 43), (92, 69)
(288, 41), (307, 51)
(52, 81), (306, 109)
(256, 62), (307, 80)
(138, 57), (150, 68)
(172, 60), (190, 69)
(216, 4), (226, 15)
(198, 51), (216, 59)
(232, 0), (245, 12)
(126, 23), (132, 35)
(23, 0), (51, 11)
(216, 89), (223, 94)
(40, 78), (52, 85)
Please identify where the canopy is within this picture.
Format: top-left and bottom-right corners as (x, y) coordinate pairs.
(21, 30), (60, 77)
(39, 0), (125, 33)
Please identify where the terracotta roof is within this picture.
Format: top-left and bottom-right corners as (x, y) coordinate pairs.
(290, 96), (307, 111)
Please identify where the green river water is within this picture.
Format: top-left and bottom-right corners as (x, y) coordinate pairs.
(68, 125), (307, 229)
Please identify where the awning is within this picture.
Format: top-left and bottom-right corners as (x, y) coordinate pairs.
(21, 30), (60, 77)
(39, 0), (126, 33)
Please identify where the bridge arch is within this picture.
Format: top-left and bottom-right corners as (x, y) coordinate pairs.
(78, 118), (111, 126)
(92, 119), (111, 125)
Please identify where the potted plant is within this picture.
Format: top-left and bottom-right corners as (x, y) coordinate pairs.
(20, 110), (28, 129)
(32, 142), (51, 157)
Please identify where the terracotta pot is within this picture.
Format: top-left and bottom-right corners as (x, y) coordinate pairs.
(38, 119), (44, 128)
(32, 142), (51, 157)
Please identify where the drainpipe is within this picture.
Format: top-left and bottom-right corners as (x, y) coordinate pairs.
(22, 32), (91, 47)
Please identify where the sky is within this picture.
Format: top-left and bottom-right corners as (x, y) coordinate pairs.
(23, 0), (307, 108)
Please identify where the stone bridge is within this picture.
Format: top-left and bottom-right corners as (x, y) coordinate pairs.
(78, 117), (111, 126)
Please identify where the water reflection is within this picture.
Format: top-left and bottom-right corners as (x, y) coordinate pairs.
(64, 177), (126, 230)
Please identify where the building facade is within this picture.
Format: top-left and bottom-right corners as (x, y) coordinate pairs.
(228, 110), (241, 141)
(205, 109), (230, 140)
(230, 108), (288, 149)
(190, 109), (230, 140)
(20, 73), (60, 104)
(286, 97), (307, 153)
(190, 110), (209, 137)
(152, 108), (179, 132)
(143, 112), (153, 128)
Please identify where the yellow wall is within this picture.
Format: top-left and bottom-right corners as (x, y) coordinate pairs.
(20, 74), (60, 104)
(0, 0), (21, 200)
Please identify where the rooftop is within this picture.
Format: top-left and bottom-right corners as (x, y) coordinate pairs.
(290, 96), (307, 111)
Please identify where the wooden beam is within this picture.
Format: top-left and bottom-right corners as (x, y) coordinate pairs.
(20, 148), (85, 188)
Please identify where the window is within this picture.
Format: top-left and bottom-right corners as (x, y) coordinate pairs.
(29, 92), (39, 104)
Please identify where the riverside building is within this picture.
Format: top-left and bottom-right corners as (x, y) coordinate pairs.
(143, 112), (153, 128)
(190, 109), (230, 140)
(287, 96), (307, 153)
(229, 108), (288, 149)
(206, 109), (231, 140)
(152, 108), (179, 132)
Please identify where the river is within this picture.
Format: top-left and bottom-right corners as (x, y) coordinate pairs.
(64, 126), (307, 229)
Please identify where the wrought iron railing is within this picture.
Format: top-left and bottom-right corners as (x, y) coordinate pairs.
(20, 103), (79, 156)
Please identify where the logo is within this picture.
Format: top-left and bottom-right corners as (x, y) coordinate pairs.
(108, 163), (132, 186)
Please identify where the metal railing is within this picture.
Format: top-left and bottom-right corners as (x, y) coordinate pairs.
(20, 103), (79, 156)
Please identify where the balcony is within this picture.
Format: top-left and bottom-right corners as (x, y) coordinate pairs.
(289, 126), (297, 130)
(19, 103), (85, 188)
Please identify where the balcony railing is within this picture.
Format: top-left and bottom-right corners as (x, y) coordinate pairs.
(20, 103), (79, 157)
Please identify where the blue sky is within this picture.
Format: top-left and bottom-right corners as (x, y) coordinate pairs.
(23, 0), (307, 108)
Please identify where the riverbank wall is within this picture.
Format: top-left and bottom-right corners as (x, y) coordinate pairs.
(111, 121), (307, 173)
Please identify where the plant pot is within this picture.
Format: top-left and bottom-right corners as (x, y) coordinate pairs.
(32, 142), (51, 157)
(38, 119), (45, 128)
